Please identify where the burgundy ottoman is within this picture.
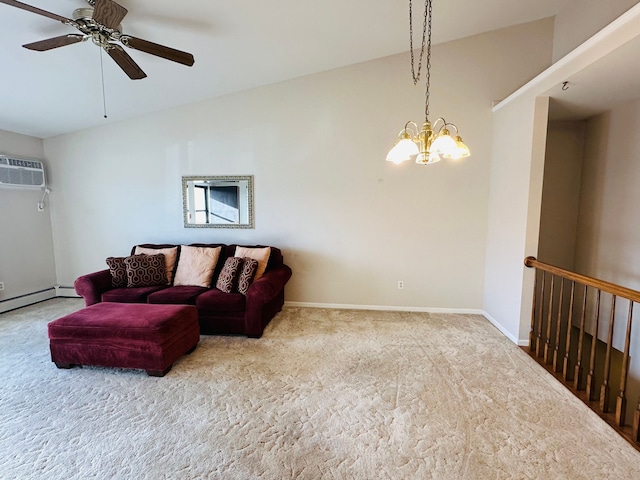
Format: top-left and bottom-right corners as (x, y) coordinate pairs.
(48, 303), (200, 377)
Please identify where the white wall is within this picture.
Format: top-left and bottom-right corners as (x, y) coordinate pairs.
(538, 120), (586, 269)
(483, 96), (550, 344)
(43, 19), (554, 311)
(0, 129), (56, 312)
(553, 0), (639, 61)
(570, 99), (640, 422)
(575, 100), (640, 290)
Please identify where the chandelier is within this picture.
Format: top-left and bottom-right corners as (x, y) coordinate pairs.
(386, 0), (470, 165)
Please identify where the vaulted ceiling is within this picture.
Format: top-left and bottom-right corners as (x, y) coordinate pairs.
(0, 0), (568, 138)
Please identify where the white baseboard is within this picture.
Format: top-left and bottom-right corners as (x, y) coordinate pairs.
(481, 310), (529, 346)
(0, 288), (57, 314)
(284, 301), (484, 315)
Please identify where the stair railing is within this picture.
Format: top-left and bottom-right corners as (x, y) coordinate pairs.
(525, 256), (640, 449)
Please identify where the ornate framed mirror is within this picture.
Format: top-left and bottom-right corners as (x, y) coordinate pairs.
(182, 175), (254, 228)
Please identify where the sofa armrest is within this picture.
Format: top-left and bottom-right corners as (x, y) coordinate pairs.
(244, 265), (292, 337)
(74, 269), (113, 306)
(245, 265), (292, 304)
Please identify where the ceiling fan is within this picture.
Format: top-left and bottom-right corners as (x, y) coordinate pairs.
(0, 0), (195, 80)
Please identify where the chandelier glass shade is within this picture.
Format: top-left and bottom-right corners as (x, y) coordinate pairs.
(387, 0), (470, 165)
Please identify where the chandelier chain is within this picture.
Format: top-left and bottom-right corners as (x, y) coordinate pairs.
(409, 0), (428, 86)
(409, 0), (432, 120)
(424, 0), (432, 120)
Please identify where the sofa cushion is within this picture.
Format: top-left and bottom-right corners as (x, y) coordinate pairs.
(216, 257), (244, 293)
(195, 288), (246, 312)
(237, 258), (258, 295)
(235, 246), (271, 280)
(102, 286), (167, 303)
(173, 245), (221, 287)
(147, 286), (210, 305)
(105, 257), (127, 288)
(134, 246), (178, 284)
(124, 254), (167, 288)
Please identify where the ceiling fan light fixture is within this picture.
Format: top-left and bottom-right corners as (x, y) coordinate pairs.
(72, 7), (94, 21)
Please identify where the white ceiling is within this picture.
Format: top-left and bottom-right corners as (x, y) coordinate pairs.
(0, 0), (568, 138)
(548, 29), (640, 121)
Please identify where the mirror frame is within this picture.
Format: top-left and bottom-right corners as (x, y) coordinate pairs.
(182, 175), (254, 229)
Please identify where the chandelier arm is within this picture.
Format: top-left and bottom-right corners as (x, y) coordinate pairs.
(431, 117), (447, 132)
(404, 120), (419, 133)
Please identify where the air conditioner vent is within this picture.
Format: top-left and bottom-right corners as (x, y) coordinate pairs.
(0, 155), (45, 188)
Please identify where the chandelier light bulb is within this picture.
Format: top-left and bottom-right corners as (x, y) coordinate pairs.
(386, 131), (419, 163)
(450, 135), (471, 159)
(430, 128), (458, 157)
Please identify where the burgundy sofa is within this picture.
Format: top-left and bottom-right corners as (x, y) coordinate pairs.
(74, 244), (292, 338)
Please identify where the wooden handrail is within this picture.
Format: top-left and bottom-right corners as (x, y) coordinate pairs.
(525, 256), (640, 303)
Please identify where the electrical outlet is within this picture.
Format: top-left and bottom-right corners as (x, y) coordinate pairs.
(0, 282), (4, 291)
(397, 280), (404, 290)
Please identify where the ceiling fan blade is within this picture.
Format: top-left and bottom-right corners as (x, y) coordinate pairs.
(92, 0), (128, 30)
(106, 44), (147, 80)
(23, 34), (85, 51)
(122, 36), (195, 67)
(0, 0), (71, 23)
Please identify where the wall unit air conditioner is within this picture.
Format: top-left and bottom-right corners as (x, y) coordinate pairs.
(0, 155), (46, 189)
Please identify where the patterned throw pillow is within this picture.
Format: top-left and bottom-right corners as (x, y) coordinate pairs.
(237, 258), (259, 295)
(216, 257), (244, 294)
(134, 246), (178, 284)
(106, 257), (127, 288)
(124, 254), (167, 288)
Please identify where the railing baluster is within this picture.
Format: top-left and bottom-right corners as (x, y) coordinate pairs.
(616, 301), (633, 427)
(536, 271), (546, 358)
(544, 274), (555, 365)
(574, 285), (588, 391)
(563, 281), (576, 381)
(634, 398), (640, 442)
(600, 295), (616, 412)
(586, 290), (602, 402)
(553, 278), (565, 372)
(529, 270), (538, 353)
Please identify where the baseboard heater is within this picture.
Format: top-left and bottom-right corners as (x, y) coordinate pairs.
(0, 288), (56, 314)
(56, 285), (80, 297)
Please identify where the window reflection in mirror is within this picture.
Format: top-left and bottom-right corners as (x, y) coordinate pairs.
(182, 176), (254, 228)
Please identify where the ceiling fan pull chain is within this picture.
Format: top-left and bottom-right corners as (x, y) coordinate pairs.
(100, 47), (108, 118)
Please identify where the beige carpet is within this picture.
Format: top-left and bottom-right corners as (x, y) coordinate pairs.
(1, 299), (640, 479)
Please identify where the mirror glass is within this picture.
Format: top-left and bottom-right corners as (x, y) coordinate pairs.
(182, 175), (254, 228)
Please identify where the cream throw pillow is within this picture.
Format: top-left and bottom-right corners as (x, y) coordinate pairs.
(173, 246), (222, 287)
(134, 246), (178, 284)
(234, 246), (271, 280)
